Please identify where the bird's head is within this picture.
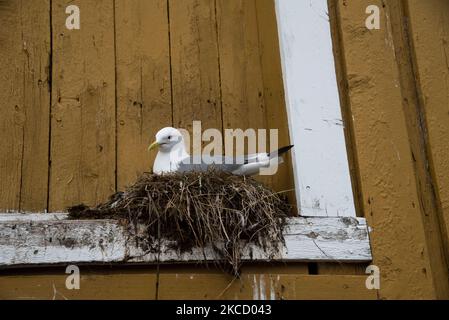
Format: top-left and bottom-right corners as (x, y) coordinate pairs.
(148, 127), (184, 152)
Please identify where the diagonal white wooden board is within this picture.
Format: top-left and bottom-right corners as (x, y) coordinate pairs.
(0, 213), (371, 268)
(275, 0), (356, 216)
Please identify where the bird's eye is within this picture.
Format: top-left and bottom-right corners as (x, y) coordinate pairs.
(167, 136), (171, 140)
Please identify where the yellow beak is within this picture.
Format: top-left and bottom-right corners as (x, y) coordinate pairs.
(148, 141), (159, 151)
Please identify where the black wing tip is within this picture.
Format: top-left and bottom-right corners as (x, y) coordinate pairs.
(277, 145), (294, 154)
(268, 145), (294, 158)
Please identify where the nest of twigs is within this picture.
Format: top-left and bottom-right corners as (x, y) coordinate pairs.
(68, 170), (291, 275)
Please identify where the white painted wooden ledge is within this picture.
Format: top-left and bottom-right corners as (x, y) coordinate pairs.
(0, 214), (372, 268)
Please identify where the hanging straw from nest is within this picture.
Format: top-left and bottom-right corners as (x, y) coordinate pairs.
(68, 170), (291, 275)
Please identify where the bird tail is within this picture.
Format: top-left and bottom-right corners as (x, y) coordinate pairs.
(268, 145), (294, 159)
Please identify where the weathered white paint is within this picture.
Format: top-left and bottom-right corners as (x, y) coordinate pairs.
(270, 276), (276, 300)
(0, 213), (68, 222)
(275, 0), (356, 216)
(0, 213), (371, 268)
(252, 275), (259, 300)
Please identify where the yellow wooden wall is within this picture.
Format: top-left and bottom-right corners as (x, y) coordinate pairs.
(1, 0), (449, 300)
(0, 0), (294, 213)
(331, 0), (449, 299)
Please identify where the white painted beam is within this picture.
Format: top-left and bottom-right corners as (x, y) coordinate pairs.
(0, 213), (371, 267)
(275, 0), (356, 216)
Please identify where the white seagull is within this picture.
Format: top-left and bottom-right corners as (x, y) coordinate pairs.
(148, 127), (293, 176)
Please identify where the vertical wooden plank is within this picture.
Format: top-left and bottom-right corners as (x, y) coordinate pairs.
(0, 0), (50, 212)
(19, 1), (51, 212)
(254, 0), (295, 200)
(274, 0), (356, 217)
(328, 0), (364, 217)
(405, 0), (449, 273)
(169, 0), (222, 155)
(218, 0), (266, 138)
(217, 0), (275, 193)
(50, 0), (116, 211)
(115, 0), (172, 189)
(335, 0), (443, 299)
(0, 0), (26, 211)
(385, 0), (449, 299)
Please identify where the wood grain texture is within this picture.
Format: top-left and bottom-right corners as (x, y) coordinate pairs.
(217, 0), (265, 132)
(217, 0), (271, 190)
(323, 0), (378, 277)
(115, 0), (172, 189)
(405, 0), (449, 277)
(0, 214), (371, 267)
(0, 269), (157, 300)
(0, 0), (23, 211)
(335, 0), (446, 299)
(0, 266), (375, 300)
(1, 0), (294, 209)
(169, 0), (222, 155)
(317, 262), (367, 275)
(254, 0), (295, 199)
(385, 0), (449, 299)
(157, 272), (376, 300)
(49, 0), (116, 211)
(0, 0), (50, 211)
(0, 0), (384, 301)
(272, 274), (377, 300)
(328, 0), (364, 217)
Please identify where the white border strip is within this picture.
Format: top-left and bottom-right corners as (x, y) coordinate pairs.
(275, 0), (356, 216)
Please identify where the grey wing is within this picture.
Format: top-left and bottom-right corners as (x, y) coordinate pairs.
(177, 155), (244, 173)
